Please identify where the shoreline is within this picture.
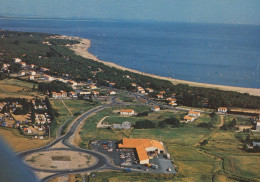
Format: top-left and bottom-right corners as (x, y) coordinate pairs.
(69, 37), (260, 97)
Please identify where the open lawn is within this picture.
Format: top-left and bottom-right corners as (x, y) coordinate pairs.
(0, 128), (52, 152)
(0, 79), (40, 99)
(79, 107), (259, 181)
(51, 100), (71, 125)
(63, 100), (97, 115)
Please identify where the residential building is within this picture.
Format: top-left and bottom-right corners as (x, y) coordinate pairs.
(108, 90), (116, 95)
(151, 106), (160, 112)
(29, 75), (34, 80)
(42, 74), (54, 81)
(188, 110), (200, 117)
(19, 71), (25, 76)
(218, 107), (228, 114)
(109, 82), (116, 87)
(184, 116), (195, 122)
(68, 80), (77, 87)
(112, 121), (131, 129)
(145, 88), (154, 93)
(40, 67), (50, 72)
(169, 101), (177, 106)
(156, 94), (164, 99)
(29, 71), (36, 76)
(69, 91), (77, 98)
(120, 109), (135, 116)
(61, 91), (67, 97)
(131, 83), (137, 87)
(88, 85), (97, 89)
(92, 91), (99, 96)
(18, 62), (26, 67)
(13, 58), (22, 63)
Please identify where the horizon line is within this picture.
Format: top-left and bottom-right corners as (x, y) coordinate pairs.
(1, 15), (260, 26)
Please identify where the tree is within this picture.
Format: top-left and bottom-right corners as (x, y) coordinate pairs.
(134, 120), (155, 129)
(30, 102), (35, 124)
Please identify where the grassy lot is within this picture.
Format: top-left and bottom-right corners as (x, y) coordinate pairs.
(63, 100), (97, 115)
(0, 128), (52, 152)
(201, 130), (260, 181)
(0, 78), (40, 99)
(51, 100), (71, 125)
(79, 108), (260, 181)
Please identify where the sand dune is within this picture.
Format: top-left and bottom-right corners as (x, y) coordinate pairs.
(68, 37), (260, 97)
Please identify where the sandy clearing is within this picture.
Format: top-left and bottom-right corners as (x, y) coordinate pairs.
(25, 150), (97, 170)
(69, 37), (260, 97)
(0, 129), (52, 152)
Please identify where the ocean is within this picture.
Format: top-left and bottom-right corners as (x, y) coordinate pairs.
(0, 19), (260, 88)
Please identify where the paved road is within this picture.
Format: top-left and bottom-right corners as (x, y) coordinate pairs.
(19, 97), (124, 182)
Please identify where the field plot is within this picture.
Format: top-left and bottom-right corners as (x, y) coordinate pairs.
(0, 79), (40, 99)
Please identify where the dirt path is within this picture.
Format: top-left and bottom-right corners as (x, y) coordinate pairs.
(61, 100), (73, 116)
(216, 115), (225, 128)
(96, 116), (111, 128)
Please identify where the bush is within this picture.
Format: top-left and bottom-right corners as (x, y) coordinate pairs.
(134, 120), (156, 129)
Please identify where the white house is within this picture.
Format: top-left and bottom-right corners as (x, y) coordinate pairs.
(145, 88), (154, 93)
(18, 62), (26, 67)
(112, 121), (131, 129)
(88, 85), (97, 89)
(68, 80), (77, 87)
(19, 71), (25, 76)
(109, 82), (116, 87)
(108, 90), (117, 95)
(13, 58), (22, 63)
(120, 109), (135, 116)
(40, 67), (50, 72)
(131, 83), (137, 87)
(69, 91), (77, 98)
(42, 74), (54, 81)
(29, 71), (36, 76)
(151, 106), (160, 112)
(29, 75), (34, 80)
(156, 94), (164, 99)
(184, 116), (195, 122)
(188, 110), (200, 117)
(218, 107), (228, 114)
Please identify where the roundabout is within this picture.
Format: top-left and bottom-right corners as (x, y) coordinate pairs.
(24, 148), (97, 172)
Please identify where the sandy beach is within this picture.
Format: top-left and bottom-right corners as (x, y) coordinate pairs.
(69, 37), (260, 97)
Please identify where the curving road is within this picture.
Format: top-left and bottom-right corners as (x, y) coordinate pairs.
(19, 97), (125, 182)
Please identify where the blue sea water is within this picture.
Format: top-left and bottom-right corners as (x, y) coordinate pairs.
(0, 19), (260, 88)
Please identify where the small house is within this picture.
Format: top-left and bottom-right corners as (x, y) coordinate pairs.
(184, 116), (195, 122)
(131, 83), (137, 87)
(151, 106), (160, 112)
(156, 94), (164, 99)
(28, 75), (34, 80)
(120, 109), (135, 116)
(69, 91), (77, 98)
(218, 107), (228, 114)
(108, 90), (116, 95)
(88, 85), (97, 89)
(18, 62), (26, 67)
(42, 74), (54, 81)
(40, 67), (50, 72)
(29, 71), (36, 76)
(145, 88), (154, 93)
(109, 82), (116, 87)
(188, 110), (200, 117)
(13, 58), (22, 63)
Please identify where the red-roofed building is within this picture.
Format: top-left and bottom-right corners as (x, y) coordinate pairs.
(118, 138), (164, 164)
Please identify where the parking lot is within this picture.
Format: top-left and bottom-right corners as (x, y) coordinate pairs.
(92, 140), (176, 174)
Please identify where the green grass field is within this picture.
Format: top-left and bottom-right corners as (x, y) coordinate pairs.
(79, 108), (260, 181)
(0, 78), (40, 99)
